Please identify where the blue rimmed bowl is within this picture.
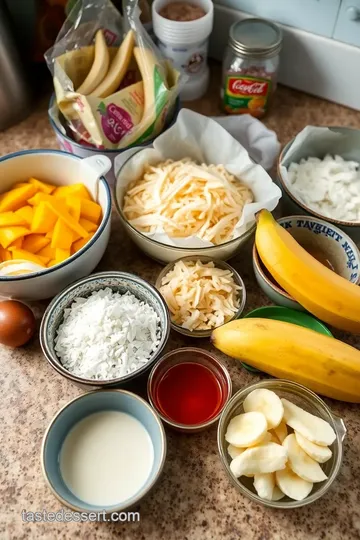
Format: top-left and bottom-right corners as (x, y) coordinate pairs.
(41, 389), (167, 513)
(0, 150), (112, 301)
(253, 215), (360, 311)
(40, 271), (170, 389)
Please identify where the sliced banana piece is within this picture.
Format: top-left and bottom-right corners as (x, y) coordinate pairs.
(91, 30), (135, 98)
(249, 431), (272, 446)
(262, 432), (272, 444)
(227, 444), (245, 460)
(282, 398), (336, 446)
(230, 442), (287, 478)
(295, 431), (332, 463)
(269, 432), (281, 444)
(283, 434), (327, 483)
(276, 465), (313, 501)
(271, 486), (285, 501)
(77, 30), (110, 95)
(243, 389), (284, 429)
(272, 422), (288, 444)
(253, 473), (275, 500)
(225, 412), (268, 448)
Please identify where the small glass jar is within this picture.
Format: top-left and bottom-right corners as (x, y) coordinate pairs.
(221, 18), (282, 118)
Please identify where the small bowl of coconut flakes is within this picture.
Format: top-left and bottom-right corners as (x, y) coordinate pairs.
(40, 271), (170, 388)
(278, 126), (360, 243)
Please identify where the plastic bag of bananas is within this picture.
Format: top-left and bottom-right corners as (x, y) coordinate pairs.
(45, 0), (184, 150)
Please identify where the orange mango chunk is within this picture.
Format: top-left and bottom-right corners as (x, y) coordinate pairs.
(15, 206), (34, 226)
(27, 193), (67, 210)
(51, 219), (73, 250)
(71, 231), (82, 242)
(10, 237), (23, 249)
(66, 197), (81, 222)
(79, 218), (97, 233)
(23, 234), (50, 254)
(80, 199), (102, 224)
(55, 248), (70, 264)
(45, 201), (88, 238)
(54, 184), (91, 200)
(47, 259), (57, 267)
(71, 233), (94, 254)
(0, 212), (27, 227)
(0, 227), (30, 249)
(13, 182), (29, 189)
(37, 244), (56, 259)
(0, 246), (12, 261)
(28, 178), (55, 194)
(46, 228), (54, 239)
(31, 202), (57, 234)
(8, 248), (49, 266)
(0, 184), (37, 212)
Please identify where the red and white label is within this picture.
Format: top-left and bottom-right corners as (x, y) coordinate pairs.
(228, 78), (269, 97)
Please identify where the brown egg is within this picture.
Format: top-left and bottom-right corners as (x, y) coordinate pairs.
(0, 300), (36, 347)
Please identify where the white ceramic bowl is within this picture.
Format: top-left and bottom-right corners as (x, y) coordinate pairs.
(253, 215), (360, 311)
(114, 149), (256, 264)
(278, 127), (360, 244)
(0, 150), (112, 301)
(41, 389), (167, 513)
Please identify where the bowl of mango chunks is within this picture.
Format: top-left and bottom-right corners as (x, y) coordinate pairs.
(0, 150), (112, 301)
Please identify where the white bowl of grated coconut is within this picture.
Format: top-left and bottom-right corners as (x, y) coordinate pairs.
(40, 271), (170, 388)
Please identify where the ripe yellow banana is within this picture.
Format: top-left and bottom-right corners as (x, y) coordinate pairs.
(77, 30), (110, 95)
(91, 30), (135, 98)
(211, 318), (360, 402)
(120, 47), (167, 147)
(255, 210), (360, 333)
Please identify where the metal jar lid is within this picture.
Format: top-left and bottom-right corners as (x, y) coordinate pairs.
(229, 18), (282, 58)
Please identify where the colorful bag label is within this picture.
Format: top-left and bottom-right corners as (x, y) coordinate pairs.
(223, 75), (272, 116)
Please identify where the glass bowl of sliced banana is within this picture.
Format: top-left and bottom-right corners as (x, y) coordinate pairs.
(217, 379), (346, 508)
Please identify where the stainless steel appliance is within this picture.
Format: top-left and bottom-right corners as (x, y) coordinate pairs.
(0, 0), (31, 130)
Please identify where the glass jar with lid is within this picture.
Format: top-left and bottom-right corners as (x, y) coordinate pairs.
(221, 18), (282, 118)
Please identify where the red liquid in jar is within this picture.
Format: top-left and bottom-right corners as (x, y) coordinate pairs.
(155, 362), (223, 425)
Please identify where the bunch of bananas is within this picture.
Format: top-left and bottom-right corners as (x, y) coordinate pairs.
(76, 29), (135, 98)
(212, 210), (360, 403)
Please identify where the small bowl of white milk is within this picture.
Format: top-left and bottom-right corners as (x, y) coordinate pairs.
(41, 389), (166, 513)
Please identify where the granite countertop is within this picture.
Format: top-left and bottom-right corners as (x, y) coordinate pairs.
(1, 66), (360, 540)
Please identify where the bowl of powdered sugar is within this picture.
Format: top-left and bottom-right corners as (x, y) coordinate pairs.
(40, 271), (170, 388)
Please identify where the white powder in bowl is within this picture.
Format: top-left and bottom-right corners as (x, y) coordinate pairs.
(54, 288), (161, 380)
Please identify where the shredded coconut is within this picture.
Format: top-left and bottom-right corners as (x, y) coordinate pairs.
(54, 288), (161, 380)
(123, 158), (254, 245)
(159, 260), (242, 331)
(288, 154), (360, 222)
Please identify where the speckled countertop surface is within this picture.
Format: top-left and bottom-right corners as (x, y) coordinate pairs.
(1, 65), (360, 540)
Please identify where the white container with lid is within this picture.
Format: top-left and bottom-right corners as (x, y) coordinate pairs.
(152, 0), (214, 101)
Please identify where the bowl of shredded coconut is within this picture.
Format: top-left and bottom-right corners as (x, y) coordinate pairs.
(114, 109), (282, 263)
(155, 256), (246, 337)
(278, 126), (360, 243)
(40, 271), (170, 387)
(116, 156), (257, 263)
